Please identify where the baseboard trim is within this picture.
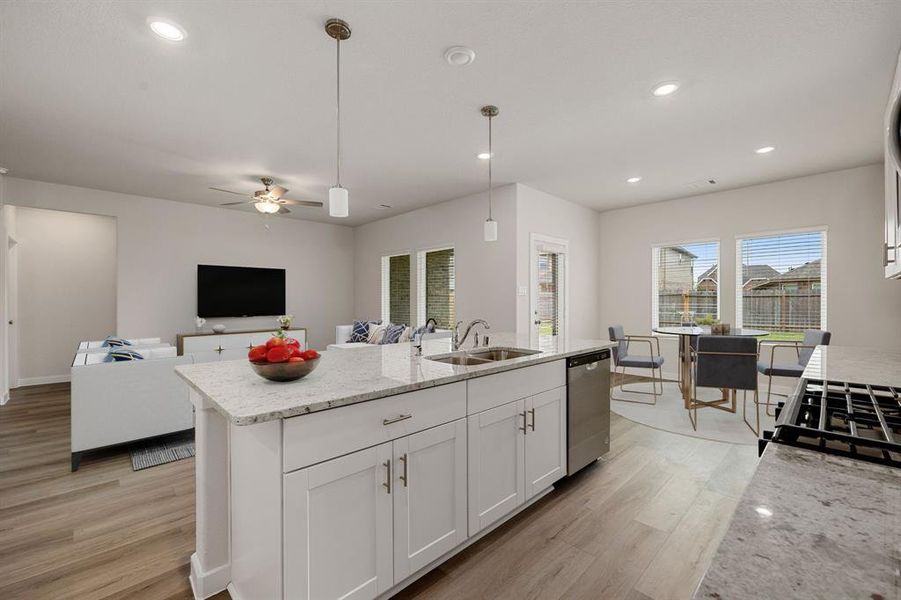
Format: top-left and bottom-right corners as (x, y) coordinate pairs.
(189, 552), (230, 600)
(0, 391), (8, 406)
(15, 374), (70, 387)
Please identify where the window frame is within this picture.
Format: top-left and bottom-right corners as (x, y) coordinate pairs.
(415, 245), (456, 328)
(380, 252), (412, 325)
(650, 237), (721, 330)
(734, 225), (828, 336)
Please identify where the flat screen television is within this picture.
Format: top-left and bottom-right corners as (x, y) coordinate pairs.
(197, 264), (286, 318)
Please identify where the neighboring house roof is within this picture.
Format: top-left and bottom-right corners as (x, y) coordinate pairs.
(751, 259), (821, 288)
(695, 264), (780, 286)
(665, 246), (698, 259)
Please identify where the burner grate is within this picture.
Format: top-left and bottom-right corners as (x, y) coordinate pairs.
(774, 379), (901, 467)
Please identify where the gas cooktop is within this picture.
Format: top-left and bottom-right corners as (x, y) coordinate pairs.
(769, 378), (901, 467)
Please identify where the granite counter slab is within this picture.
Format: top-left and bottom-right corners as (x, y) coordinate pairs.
(802, 345), (901, 388)
(694, 443), (901, 599)
(175, 333), (612, 425)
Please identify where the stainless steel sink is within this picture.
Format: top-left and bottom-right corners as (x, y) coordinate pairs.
(469, 347), (540, 361)
(425, 347), (540, 366)
(426, 354), (494, 366)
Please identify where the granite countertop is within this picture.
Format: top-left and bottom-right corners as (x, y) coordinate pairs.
(696, 344), (901, 599)
(694, 443), (901, 599)
(175, 332), (612, 425)
(802, 345), (901, 388)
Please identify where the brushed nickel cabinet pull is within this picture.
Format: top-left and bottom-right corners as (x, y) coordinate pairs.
(519, 411), (527, 434)
(399, 453), (408, 487)
(383, 414), (412, 426)
(528, 408), (536, 431)
(383, 460), (392, 494)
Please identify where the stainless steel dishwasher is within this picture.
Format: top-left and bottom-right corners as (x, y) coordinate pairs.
(567, 349), (611, 474)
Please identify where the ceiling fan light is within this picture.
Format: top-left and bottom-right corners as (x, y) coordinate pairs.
(484, 218), (498, 242)
(255, 200), (280, 214)
(329, 186), (349, 218)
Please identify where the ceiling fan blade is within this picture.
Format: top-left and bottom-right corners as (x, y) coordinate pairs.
(269, 185), (289, 199)
(209, 187), (251, 198)
(279, 198), (324, 208)
(220, 201), (250, 206)
(277, 206), (292, 214)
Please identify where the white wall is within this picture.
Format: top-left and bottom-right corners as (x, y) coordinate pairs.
(353, 185), (518, 331)
(16, 207), (117, 384)
(598, 164), (901, 381)
(4, 178), (355, 351)
(515, 184), (600, 339)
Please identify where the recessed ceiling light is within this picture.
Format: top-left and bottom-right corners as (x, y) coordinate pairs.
(755, 506), (773, 517)
(148, 18), (186, 42)
(477, 152), (492, 160)
(0, 167), (8, 175)
(755, 146), (775, 154)
(626, 176), (642, 184)
(652, 81), (680, 97)
(444, 46), (476, 66)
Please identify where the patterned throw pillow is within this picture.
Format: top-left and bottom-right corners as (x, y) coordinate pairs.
(381, 323), (406, 344)
(367, 324), (388, 345)
(102, 336), (132, 348)
(104, 348), (145, 362)
(349, 320), (380, 343)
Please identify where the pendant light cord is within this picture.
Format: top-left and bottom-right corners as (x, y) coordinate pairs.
(336, 35), (341, 188)
(488, 114), (493, 220)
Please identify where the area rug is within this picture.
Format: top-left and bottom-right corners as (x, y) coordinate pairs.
(130, 439), (195, 471)
(611, 380), (776, 445)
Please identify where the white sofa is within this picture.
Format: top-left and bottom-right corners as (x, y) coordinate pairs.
(78, 337), (162, 350)
(330, 324), (452, 349)
(70, 345), (194, 470)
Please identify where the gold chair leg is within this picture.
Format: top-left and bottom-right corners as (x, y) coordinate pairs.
(614, 365), (659, 405)
(743, 389), (760, 437)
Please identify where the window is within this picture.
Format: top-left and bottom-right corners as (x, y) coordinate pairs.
(736, 229), (826, 341)
(652, 241), (719, 328)
(380, 254), (411, 325)
(416, 247), (455, 328)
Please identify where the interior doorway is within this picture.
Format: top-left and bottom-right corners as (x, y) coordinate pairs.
(529, 234), (569, 348)
(6, 233), (18, 394)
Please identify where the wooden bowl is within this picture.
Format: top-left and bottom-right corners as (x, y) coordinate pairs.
(250, 356), (320, 382)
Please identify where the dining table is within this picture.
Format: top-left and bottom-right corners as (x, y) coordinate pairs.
(652, 326), (768, 408)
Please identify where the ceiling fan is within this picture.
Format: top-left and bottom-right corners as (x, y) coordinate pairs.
(210, 177), (323, 215)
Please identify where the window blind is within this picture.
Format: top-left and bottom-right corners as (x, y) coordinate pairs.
(652, 241), (719, 327)
(380, 254), (411, 325)
(735, 230), (826, 340)
(416, 247), (455, 328)
(536, 251), (562, 337)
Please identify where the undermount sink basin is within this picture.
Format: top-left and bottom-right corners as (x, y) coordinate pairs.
(425, 347), (540, 366)
(469, 347), (540, 361)
(427, 354), (493, 366)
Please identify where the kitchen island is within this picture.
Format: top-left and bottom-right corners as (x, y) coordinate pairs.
(694, 345), (901, 599)
(176, 333), (612, 600)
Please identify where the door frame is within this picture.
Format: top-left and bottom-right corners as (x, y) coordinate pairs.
(6, 234), (17, 391)
(529, 233), (570, 347)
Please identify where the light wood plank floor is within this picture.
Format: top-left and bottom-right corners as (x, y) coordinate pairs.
(0, 381), (758, 600)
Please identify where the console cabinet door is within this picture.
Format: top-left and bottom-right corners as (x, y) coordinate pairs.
(393, 419), (467, 581)
(467, 399), (525, 536)
(525, 387), (567, 500)
(284, 443), (393, 600)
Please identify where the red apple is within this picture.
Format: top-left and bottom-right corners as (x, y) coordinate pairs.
(248, 345), (268, 363)
(266, 346), (292, 363)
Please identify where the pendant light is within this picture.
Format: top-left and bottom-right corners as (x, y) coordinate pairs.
(326, 19), (351, 218)
(481, 105), (499, 242)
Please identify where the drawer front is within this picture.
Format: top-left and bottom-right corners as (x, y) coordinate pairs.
(283, 382), (466, 472)
(467, 360), (565, 415)
(182, 335), (223, 353)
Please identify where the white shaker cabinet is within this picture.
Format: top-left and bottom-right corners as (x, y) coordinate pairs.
(467, 399), (527, 536)
(524, 387), (567, 500)
(393, 418), (468, 581)
(283, 442), (394, 600)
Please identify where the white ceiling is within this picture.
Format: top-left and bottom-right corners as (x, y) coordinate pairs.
(1, 1), (899, 225)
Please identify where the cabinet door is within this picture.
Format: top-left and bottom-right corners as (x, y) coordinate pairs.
(393, 419), (467, 581)
(525, 387), (567, 500)
(467, 399), (525, 536)
(284, 443), (393, 600)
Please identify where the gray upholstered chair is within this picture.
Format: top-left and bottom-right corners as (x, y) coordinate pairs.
(608, 325), (665, 404)
(756, 330), (832, 414)
(690, 336), (759, 434)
